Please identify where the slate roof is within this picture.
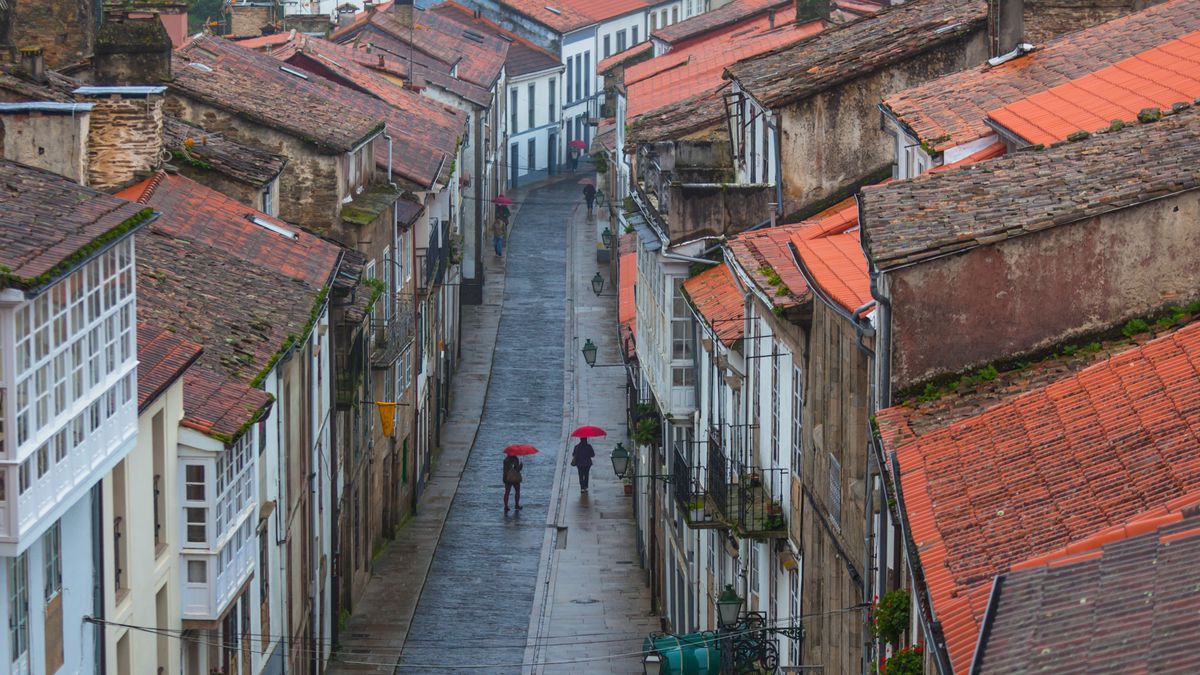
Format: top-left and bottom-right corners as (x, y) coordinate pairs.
(0, 159), (152, 292)
(172, 35), (385, 153)
(120, 172), (341, 441)
(877, 318), (1200, 673)
(627, 6), (825, 142)
(652, 0), (790, 47)
(683, 264), (745, 347)
(136, 323), (203, 411)
(329, 1), (509, 87)
(0, 66), (78, 103)
(725, 0), (986, 109)
(163, 116), (287, 188)
(859, 105), (1200, 272)
(726, 224), (812, 311)
(973, 503), (1200, 674)
(986, 29), (1200, 146)
(432, 2), (561, 77)
(882, 0), (1200, 152)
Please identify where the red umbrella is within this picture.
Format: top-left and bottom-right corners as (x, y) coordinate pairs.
(570, 425), (607, 438)
(493, 194), (514, 206)
(504, 444), (539, 456)
(569, 139), (587, 150)
(577, 177), (595, 186)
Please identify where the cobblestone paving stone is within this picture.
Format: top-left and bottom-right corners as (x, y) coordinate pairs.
(398, 180), (577, 673)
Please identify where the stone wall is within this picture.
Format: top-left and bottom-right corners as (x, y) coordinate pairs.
(778, 31), (989, 218)
(228, 4), (274, 38)
(85, 93), (164, 191)
(0, 109), (91, 184)
(667, 183), (772, 240)
(0, 0), (95, 68)
(164, 93), (343, 234)
(1024, 0), (1160, 44)
(884, 188), (1200, 391)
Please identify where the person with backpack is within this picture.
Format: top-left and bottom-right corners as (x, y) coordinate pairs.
(571, 439), (595, 493)
(503, 454), (523, 511)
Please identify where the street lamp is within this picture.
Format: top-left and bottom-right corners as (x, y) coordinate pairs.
(611, 442), (630, 478)
(642, 650), (663, 675)
(582, 338), (598, 367)
(601, 227), (613, 248)
(591, 271), (605, 296)
(717, 585), (744, 628)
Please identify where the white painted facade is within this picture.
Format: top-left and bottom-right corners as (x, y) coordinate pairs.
(506, 65), (565, 186)
(632, 230), (699, 418)
(728, 81), (778, 187)
(0, 235), (139, 675)
(101, 374), (186, 675)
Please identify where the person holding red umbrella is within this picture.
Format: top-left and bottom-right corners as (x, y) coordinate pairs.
(569, 426), (605, 493)
(503, 444), (537, 512)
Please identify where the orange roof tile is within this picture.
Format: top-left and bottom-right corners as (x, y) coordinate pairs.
(883, 0), (1200, 153)
(136, 323), (203, 411)
(493, 0), (658, 33)
(986, 30), (1200, 146)
(683, 264), (745, 347)
(597, 41), (653, 75)
(652, 0), (792, 47)
(626, 8), (824, 141)
(878, 320), (1200, 673)
(727, 224), (811, 310)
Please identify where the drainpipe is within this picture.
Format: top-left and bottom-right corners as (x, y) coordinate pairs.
(383, 133), (396, 188)
(92, 482), (106, 672)
(768, 113), (783, 218)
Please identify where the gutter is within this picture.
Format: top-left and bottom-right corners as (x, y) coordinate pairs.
(969, 574), (1006, 675)
(20, 210), (159, 299)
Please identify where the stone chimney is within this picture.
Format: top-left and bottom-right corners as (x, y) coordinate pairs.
(796, 0), (830, 23)
(0, 102), (93, 185)
(337, 4), (358, 27)
(19, 47), (47, 84)
(228, 1), (276, 38)
(991, 0), (1025, 57)
(94, 6), (173, 85)
(392, 0), (415, 27)
(74, 86), (166, 191)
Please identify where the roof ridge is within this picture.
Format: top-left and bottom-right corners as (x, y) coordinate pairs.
(136, 170), (168, 204)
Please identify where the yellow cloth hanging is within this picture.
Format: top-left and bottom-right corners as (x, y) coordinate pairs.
(376, 402), (398, 437)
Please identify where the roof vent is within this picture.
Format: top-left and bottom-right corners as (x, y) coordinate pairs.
(463, 30), (485, 43)
(187, 62), (213, 72)
(279, 65), (310, 80)
(246, 214), (300, 240)
(987, 42), (1034, 67)
(544, 5), (561, 14)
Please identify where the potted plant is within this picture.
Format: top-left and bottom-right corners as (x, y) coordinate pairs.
(686, 498), (706, 522)
(763, 514), (785, 532)
(880, 644), (923, 675)
(623, 477), (633, 496)
(871, 589), (911, 647)
(767, 500), (783, 516)
(632, 416), (661, 447)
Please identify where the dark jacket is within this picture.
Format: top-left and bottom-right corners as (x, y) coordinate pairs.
(503, 455), (523, 484)
(572, 440), (595, 468)
(583, 184), (596, 204)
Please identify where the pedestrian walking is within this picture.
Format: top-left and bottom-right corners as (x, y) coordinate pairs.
(493, 217), (506, 257)
(569, 147), (580, 172)
(503, 454), (523, 511)
(571, 438), (595, 493)
(583, 183), (596, 218)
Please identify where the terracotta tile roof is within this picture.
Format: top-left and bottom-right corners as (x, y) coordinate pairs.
(267, 36), (466, 188)
(619, 251), (637, 359)
(597, 41), (653, 76)
(490, 0), (658, 34)
(179, 368), (273, 442)
(986, 30), (1200, 146)
(859, 106), (1200, 272)
(163, 116), (287, 188)
(172, 35), (385, 153)
(878, 320), (1200, 674)
(973, 502), (1200, 674)
(727, 224), (811, 310)
(684, 264), (745, 347)
(432, 2), (561, 77)
(329, 2), (509, 87)
(136, 323), (203, 411)
(126, 173), (339, 440)
(882, 0), (1200, 153)
(791, 200), (872, 314)
(929, 140), (1004, 170)
(0, 159), (152, 292)
(725, 0), (986, 110)
(652, 0), (791, 47)
(627, 8), (824, 142)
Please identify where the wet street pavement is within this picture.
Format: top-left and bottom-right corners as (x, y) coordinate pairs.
(398, 179), (576, 672)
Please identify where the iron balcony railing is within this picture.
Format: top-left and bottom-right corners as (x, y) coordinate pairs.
(370, 297), (415, 369)
(707, 425), (787, 540)
(707, 426), (731, 522)
(673, 444), (723, 529)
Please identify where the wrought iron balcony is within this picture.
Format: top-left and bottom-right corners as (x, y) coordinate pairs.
(369, 298), (415, 369)
(706, 426), (787, 540)
(672, 444), (723, 529)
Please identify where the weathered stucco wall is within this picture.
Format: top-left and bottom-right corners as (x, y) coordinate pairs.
(1024, 0), (1160, 44)
(886, 188), (1200, 390)
(165, 94), (343, 233)
(668, 183), (772, 240)
(0, 110), (90, 184)
(87, 94), (164, 191)
(778, 31), (989, 217)
(799, 297), (872, 674)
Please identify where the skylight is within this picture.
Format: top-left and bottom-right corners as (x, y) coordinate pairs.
(246, 214), (299, 240)
(279, 65), (310, 80)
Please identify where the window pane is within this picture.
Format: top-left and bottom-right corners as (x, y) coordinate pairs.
(187, 560), (207, 583)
